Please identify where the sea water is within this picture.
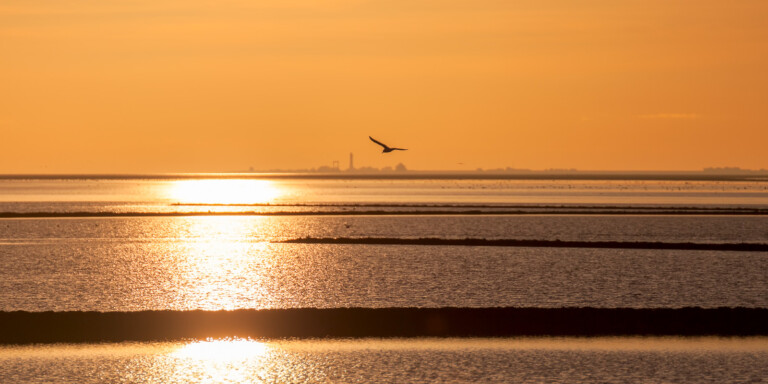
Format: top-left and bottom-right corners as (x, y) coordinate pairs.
(1, 176), (767, 382)
(1, 229), (768, 311)
(2, 337), (768, 383)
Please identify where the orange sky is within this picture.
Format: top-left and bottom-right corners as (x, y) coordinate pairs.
(2, 0), (767, 173)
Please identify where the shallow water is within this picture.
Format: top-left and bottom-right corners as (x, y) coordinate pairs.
(2, 337), (767, 383)
(2, 177), (767, 381)
(1, 178), (767, 213)
(2, 215), (768, 243)
(1, 220), (767, 310)
(1, 180), (767, 311)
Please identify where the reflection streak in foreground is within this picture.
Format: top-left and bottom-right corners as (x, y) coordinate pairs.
(2, 337), (768, 383)
(161, 179), (286, 310)
(169, 338), (272, 382)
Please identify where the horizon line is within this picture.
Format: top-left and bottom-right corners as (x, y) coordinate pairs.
(1, 167), (768, 176)
(1, 169), (767, 182)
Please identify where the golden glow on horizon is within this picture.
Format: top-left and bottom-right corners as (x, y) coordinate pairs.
(168, 180), (281, 205)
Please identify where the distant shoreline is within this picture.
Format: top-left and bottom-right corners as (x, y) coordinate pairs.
(1, 171), (767, 182)
(2, 308), (767, 343)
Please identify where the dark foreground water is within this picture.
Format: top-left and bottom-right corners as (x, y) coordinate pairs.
(2, 337), (768, 383)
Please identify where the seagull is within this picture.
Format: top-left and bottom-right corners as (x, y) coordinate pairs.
(369, 136), (407, 153)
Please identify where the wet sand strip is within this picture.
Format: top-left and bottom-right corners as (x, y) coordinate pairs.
(1, 308), (767, 344)
(281, 237), (768, 252)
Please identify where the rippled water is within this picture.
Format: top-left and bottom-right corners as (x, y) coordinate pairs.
(1, 178), (767, 310)
(2, 337), (768, 383)
(1, 220), (767, 310)
(1, 177), (767, 382)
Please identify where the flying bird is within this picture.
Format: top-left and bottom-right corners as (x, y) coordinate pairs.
(369, 136), (407, 153)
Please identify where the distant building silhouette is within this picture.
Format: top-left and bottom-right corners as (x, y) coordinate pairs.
(349, 153), (354, 171)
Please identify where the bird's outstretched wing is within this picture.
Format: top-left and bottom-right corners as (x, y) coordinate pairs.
(390, 147), (407, 151)
(369, 136), (388, 149)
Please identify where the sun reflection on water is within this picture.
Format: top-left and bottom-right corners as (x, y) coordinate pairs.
(168, 179), (281, 205)
(172, 338), (269, 361)
(170, 216), (277, 311)
(168, 338), (273, 382)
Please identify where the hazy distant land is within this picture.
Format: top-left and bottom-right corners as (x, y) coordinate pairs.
(2, 167), (768, 181)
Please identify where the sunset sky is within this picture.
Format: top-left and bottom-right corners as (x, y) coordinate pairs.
(2, 0), (767, 173)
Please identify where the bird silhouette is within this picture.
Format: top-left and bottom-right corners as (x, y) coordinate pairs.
(369, 136), (407, 153)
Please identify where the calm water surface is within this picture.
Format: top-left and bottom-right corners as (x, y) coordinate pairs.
(1, 224), (767, 311)
(1, 177), (767, 382)
(3, 215), (768, 243)
(1, 178), (767, 213)
(0, 178), (767, 310)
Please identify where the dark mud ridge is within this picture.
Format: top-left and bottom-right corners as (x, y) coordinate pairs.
(1, 307), (767, 343)
(281, 237), (768, 252)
